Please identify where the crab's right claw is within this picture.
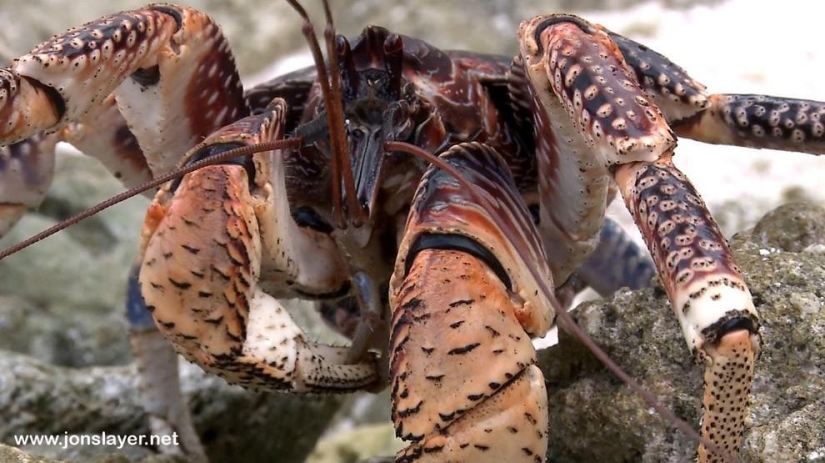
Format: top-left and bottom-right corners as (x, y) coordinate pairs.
(139, 100), (378, 392)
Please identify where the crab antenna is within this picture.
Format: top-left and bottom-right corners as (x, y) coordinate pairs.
(322, 0), (366, 226)
(385, 139), (741, 463)
(0, 138), (302, 261)
(286, 0), (362, 228)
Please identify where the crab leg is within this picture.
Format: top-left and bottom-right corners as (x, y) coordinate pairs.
(577, 217), (656, 295)
(140, 99), (377, 392)
(61, 94), (152, 190)
(390, 142), (555, 462)
(0, 133), (58, 237)
(0, 6), (259, 459)
(121, 261), (208, 462)
(614, 157), (759, 462)
(609, 30), (825, 155)
(520, 14), (760, 461)
(0, 4), (248, 176)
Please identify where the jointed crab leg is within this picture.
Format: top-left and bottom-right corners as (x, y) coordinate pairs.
(577, 217), (656, 295)
(390, 143), (554, 462)
(672, 94), (825, 154)
(0, 6), (258, 459)
(127, 281), (206, 462)
(61, 94), (152, 191)
(0, 3), (249, 240)
(0, 4), (248, 175)
(610, 30), (825, 155)
(520, 14), (761, 461)
(0, 134), (58, 236)
(614, 157), (758, 462)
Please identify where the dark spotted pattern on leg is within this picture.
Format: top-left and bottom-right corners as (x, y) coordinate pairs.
(615, 158), (759, 462)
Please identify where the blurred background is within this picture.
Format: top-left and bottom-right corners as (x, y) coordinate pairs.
(0, 0), (822, 462)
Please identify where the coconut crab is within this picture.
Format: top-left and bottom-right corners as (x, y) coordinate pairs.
(1, 1), (824, 462)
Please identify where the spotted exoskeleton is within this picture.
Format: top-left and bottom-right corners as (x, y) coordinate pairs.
(1, 1), (823, 462)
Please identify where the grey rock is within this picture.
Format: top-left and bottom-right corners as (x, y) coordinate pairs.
(0, 295), (132, 368)
(0, 352), (346, 463)
(0, 443), (59, 463)
(0, 152), (144, 368)
(0, 152), (147, 321)
(752, 202), (825, 253)
(538, 202), (825, 462)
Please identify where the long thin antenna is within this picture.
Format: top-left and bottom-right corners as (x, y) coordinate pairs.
(321, 0), (365, 226)
(286, 0), (360, 228)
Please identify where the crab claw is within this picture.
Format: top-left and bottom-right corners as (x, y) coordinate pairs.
(140, 102), (378, 392)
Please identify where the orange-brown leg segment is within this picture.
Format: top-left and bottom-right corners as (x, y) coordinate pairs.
(614, 158), (759, 462)
(390, 143), (557, 462)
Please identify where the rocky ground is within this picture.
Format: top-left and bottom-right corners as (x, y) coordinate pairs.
(0, 0), (823, 462)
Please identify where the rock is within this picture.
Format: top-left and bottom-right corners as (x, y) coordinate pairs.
(0, 152), (147, 321)
(538, 201), (825, 462)
(0, 443), (59, 463)
(0, 152), (146, 368)
(306, 423), (402, 463)
(0, 353), (346, 463)
(0, 295), (132, 368)
(752, 202), (825, 252)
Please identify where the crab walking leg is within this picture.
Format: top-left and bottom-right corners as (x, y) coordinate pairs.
(0, 4), (248, 177)
(0, 133), (58, 236)
(672, 94), (825, 154)
(519, 14), (760, 461)
(614, 157), (759, 462)
(516, 15), (677, 285)
(390, 143), (555, 462)
(577, 217), (656, 295)
(140, 100), (377, 392)
(609, 30), (825, 155)
(124, 264), (207, 462)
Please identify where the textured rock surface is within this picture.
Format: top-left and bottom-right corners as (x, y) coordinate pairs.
(0, 352), (345, 463)
(538, 202), (825, 462)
